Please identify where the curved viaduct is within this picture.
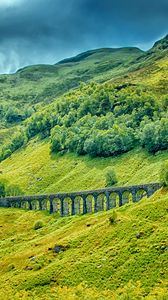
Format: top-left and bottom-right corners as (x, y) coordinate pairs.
(0, 183), (161, 217)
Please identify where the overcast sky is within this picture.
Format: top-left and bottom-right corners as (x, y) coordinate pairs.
(0, 0), (167, 74)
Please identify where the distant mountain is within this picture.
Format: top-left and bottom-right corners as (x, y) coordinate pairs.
(0, 45), (145, 126)
(0, 35), (167, 142)
(57, 47), (143, 64)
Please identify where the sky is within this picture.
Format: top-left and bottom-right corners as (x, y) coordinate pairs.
(0, 0), (167, 74)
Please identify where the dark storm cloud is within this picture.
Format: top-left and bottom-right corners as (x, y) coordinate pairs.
(0, 0), (167, 73)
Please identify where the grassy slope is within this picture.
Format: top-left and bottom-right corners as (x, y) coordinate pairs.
(119, 55), (168, 96)
(0, 139), (168, 194)
(0, 47), (143, 109)
(0, 190), (167, 299)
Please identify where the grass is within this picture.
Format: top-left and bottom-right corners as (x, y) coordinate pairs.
(0, 189), (167, 299)
(0, 138), (168, 195)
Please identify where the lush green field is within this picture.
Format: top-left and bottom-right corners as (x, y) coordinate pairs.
(0, 190), (167, 299)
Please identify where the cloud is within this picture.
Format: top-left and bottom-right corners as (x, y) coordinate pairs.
(0, 0), (23, 7)
(0, 0), (167, 73)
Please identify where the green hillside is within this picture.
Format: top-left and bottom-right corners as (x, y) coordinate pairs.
(0, 190), (167, 299)
(0, 35), (168, 300)
(0, 35), (168, 194)
(0, 138), (168, 195)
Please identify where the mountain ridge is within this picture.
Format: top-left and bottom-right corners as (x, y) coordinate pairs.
(13, 34), (167, 74)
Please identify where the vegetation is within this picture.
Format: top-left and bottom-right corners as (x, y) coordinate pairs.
(109, 211), (118, 224)
(33, 220), (44, 230)
(160, 161), (168, 187)
(140, 118), (168, 153)
(0, 191), (167, 299)
(105, 168), (118, 187)
(0, 179), (23, 197)
(1, 81), (167, 162)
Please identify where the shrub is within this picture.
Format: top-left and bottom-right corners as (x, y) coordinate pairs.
(105, 168), (118, 187)
(33, 220), (44, 230)
(109, 211), (117, 224)
(160, 161), (168, 187)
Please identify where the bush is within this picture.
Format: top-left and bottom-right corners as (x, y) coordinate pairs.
(109, 211), (117, 224)
(105, 168), (118, 187)
(160, 161), (168, 187)
(33, 220), (44, 230)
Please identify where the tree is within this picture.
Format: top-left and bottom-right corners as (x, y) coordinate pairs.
(140, 118), (168, 153)
(105, 168), (118, 187)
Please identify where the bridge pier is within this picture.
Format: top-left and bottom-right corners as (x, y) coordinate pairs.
(105, 191), (110, 211)
(39, 200), (43, 210)
(60, 199), (64, 217)
(49, 197), (54, 214)
(28, 201), (32, 210)
(118, 191), (122, 207)
(71, 197), (75, 215)
(94, 195), (98, 213)
(82, 195), (87, 214)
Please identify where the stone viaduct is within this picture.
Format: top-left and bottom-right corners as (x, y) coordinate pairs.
(0, 183), (161, 217)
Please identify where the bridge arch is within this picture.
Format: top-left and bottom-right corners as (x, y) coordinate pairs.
(108, 192), (119, 209)
(21, 201), (29, 210)
(96, 193), (106, 212)
(62, 197), (73, 216)
(121, 190), (132, 205)
(135, 189), (147, 202)
(74, 196), (83, 215)
(86, 194), (94, 213)
(52, 197), (61, 215)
